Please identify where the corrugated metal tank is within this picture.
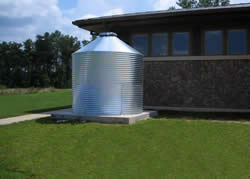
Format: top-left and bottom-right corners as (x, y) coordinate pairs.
(72, 32), (143, 115)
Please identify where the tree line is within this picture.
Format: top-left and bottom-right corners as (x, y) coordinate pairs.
(0, 31), (84, 88)
(168, 0), (230, 9)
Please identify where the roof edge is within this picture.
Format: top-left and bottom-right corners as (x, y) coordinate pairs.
(73, 3), (250, 27)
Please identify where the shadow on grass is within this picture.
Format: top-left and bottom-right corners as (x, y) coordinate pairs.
(35, 117), (56, 124)
(26, 105), (72, 114)
(35, 117), (86, 125)
(156, 110), (250, 121)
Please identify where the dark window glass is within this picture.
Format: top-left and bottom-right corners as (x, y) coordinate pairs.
(132, 34), (148, 56)
(205, 31), (223, 55)
(228, 30), (246, 55)
(173, 32), (189, 55)
(152, 33), (168, 56)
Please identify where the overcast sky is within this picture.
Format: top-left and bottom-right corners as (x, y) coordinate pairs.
(0, 0), (249, 43)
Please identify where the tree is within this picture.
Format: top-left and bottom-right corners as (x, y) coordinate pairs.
(57, 34), (80, 88)
(197, 0), (230, 7)
(177, 0), (197, 8)
(0, 30), (82, 88)
(168, 6), (176, 10)
(82, 34), (97, 46)
(34, 33), (55, 87)
(0, 42), (24, 87)
(197, 0), (213, 7)
(177, 0), (230, 8)
(23, 39), (35, 87)
(82, 40), (90, 46)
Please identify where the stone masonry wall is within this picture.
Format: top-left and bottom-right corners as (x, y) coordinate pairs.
(144, 60), (250, 109)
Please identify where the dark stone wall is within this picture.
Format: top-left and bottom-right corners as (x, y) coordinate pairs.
(144, 60), (250, 109)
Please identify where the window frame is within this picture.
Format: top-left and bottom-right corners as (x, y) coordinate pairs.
(201, 28), (226, 56)
(131, 33), (149, 56)
(204, 30), (224, 56)
(130, 28), (192, 57)
(227, 29), (247, 55)
(129, 26), (249, 57)
(202, 25), (249, 56)
(172, 31), (191, 56)
(151, 32), (169, 57)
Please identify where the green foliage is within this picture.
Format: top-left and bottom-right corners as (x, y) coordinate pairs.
(0, 30), (82, 89)
(82, 34), (97, 46)
(177, 0), (230, 8)
(0, 118), (249, 178)
(197, 0), (230, 7)
(221, 0), (230, 6)
(168, 6), (176, 10)
(197, 0), (213, 7)
(177, 0), (197, 8)
(82, 40), (90, 46)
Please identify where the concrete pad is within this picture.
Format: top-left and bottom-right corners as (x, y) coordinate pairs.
(50, 108), (158, 124)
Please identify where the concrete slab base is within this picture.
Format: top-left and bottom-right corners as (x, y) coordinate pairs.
(50, 108), (158, 124)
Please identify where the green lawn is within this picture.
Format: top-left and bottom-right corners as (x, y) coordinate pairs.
(0, 117), (249, 178)
(0, 89), (72, 119)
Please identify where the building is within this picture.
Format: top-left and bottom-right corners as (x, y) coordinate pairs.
(72, 3), (250, 112)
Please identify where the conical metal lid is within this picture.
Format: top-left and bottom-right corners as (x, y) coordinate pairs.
(73, 32), (143, 56)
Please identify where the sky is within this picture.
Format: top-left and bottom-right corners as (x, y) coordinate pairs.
(0, 0), (249, 43)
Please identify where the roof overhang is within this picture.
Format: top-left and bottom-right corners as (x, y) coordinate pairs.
(72, 4), (250, 33)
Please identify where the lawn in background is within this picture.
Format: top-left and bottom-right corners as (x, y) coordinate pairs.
(0, 118), (249, 178)
(0, 89), (72, 119)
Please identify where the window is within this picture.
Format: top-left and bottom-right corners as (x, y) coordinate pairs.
(132, 34), (148, 56)
(152, 33), (168, 56)
(205, 31), (223, 55)
(173, 32), (189, 55)
(228, 29), (247, 55)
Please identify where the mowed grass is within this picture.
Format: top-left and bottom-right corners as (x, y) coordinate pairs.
(0, 118), (249, 178)
(0, 89), (72, 119)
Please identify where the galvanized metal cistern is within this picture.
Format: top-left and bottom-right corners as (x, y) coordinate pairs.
(72, 32), (143, 116)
